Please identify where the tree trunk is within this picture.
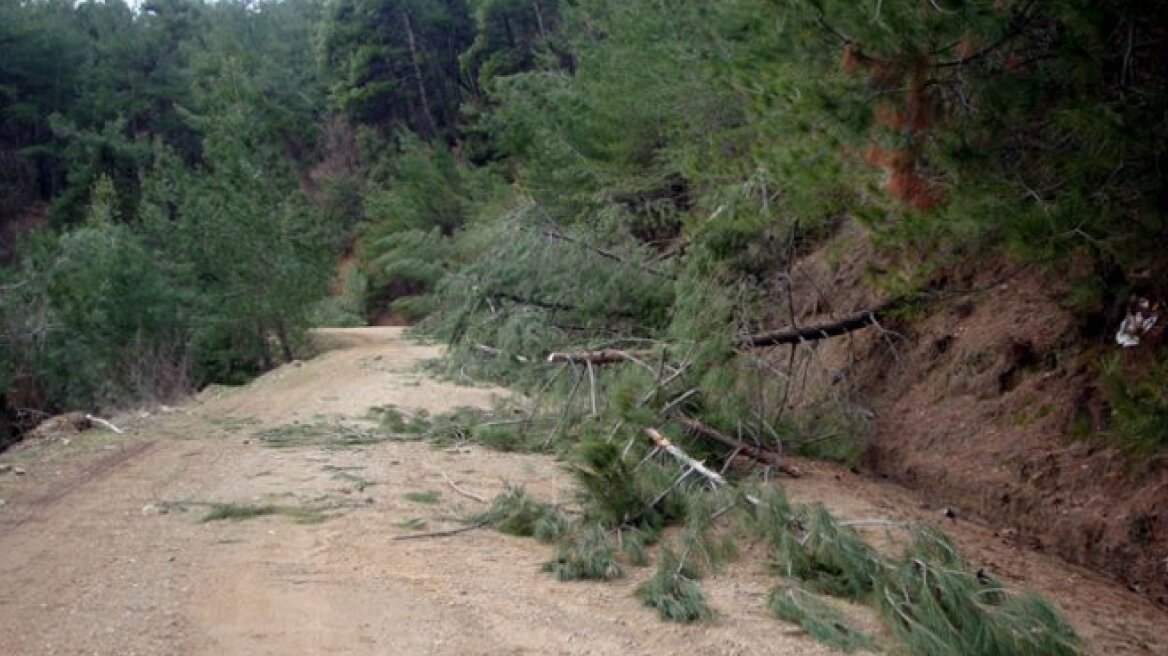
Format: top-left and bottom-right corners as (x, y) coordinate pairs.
(275, 317), (295, 363)
(256, 319), (273, 371)
(401, 9), (439, 138)
(533, 1), (548, 40)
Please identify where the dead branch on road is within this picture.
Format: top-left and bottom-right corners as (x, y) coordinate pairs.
(442, 472), (487, 503)
(392, 519), (490, 541)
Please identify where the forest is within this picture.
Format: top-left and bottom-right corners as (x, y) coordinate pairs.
(1, 0), (1166, 647)
(3, 0), (1164, 439)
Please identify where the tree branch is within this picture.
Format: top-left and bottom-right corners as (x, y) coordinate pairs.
(547, 348), (655, 365)
(734, 300), (901, 349)
(541, 230), (675, 280)
(674, 414), (802, 478)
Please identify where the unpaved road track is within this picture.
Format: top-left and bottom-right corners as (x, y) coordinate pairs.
(0, 328), (1164, 655)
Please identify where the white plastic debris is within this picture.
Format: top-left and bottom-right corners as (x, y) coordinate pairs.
(1116, 297), (1159, 347)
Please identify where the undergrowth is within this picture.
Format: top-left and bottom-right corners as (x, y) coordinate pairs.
(1101, 353), (1168, 455)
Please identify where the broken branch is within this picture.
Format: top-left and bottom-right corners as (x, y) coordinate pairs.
(85, 414), (123, 434)
(644, 427), (728, 489)
(644, 427), (761, 506)
(547, 348), (655, 365)
(474, 343), (530, 363)
(541, 230), (674, 279)
(735, 300), (901, 349)
(674, 414), (802, 478)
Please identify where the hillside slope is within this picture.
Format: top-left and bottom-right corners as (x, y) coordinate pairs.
(784, 222), (1168, 607)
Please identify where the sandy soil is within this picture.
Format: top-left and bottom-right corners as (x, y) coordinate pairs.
(0, 327), (1163, 655)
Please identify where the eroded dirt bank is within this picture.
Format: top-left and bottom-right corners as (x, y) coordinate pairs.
(0, 327), (1164, 655)
(784, 222), (1168, 608)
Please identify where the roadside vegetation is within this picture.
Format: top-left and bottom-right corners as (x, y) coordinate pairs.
(1, 0), (1164, 649)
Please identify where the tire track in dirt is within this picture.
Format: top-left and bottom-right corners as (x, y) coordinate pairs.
(0, 440), (156, 530)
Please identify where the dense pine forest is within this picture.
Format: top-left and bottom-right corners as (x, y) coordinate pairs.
(2, 0), (1167, 640)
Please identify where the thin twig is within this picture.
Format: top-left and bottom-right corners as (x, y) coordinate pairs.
(586, 360), (598, 416)
(545, 365), (584, 447)
(838, 518), (913, 530)
(442, 472), (487, 503)
(660, 388), (699, 417)
(392, 519), (490, 541)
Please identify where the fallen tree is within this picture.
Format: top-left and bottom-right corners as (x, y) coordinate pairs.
(544, 300), (900, 365)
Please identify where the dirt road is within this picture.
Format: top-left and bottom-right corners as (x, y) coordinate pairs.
(0, 328), (1163, 655)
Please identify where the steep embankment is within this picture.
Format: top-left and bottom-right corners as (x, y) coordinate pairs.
(786, 221), (1168, 607)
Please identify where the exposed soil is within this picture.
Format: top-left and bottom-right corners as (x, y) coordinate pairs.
(786, 221), (1168, 608)
(0, 327), (1164, 655)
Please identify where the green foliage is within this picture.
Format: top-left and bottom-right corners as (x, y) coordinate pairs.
(774, 505), (885, 601)
(768, 585), (874, 653)
(634, 545), (713, 624)
(543, 523), (623, 581)
(616, 525), (655, 567)
(788, 399), (873, 466)
(403, 490), (442, 504)
(461, 0), (566, 91)
(677, 489), (738, 574)
(0, 180), (189, 409)
(357, 133), (510, 320)
(880, 529), (1081, 656)
(258, 421), (387, 449)
(569, 439), (647, 527)
(1101, 354), (1168, 455)
(372, 405), (434, 434)
(321, 0), (474, 138)
(475, 485), (569, 543)
(568, 437), (693, 530)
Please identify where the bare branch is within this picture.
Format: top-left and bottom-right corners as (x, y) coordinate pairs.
(735, 300), (902, 349)
(674, 414), (802, 478)
(85, 414), (124, 434)
(442, 472), (487, 504)
(547, 348), (655, 365)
